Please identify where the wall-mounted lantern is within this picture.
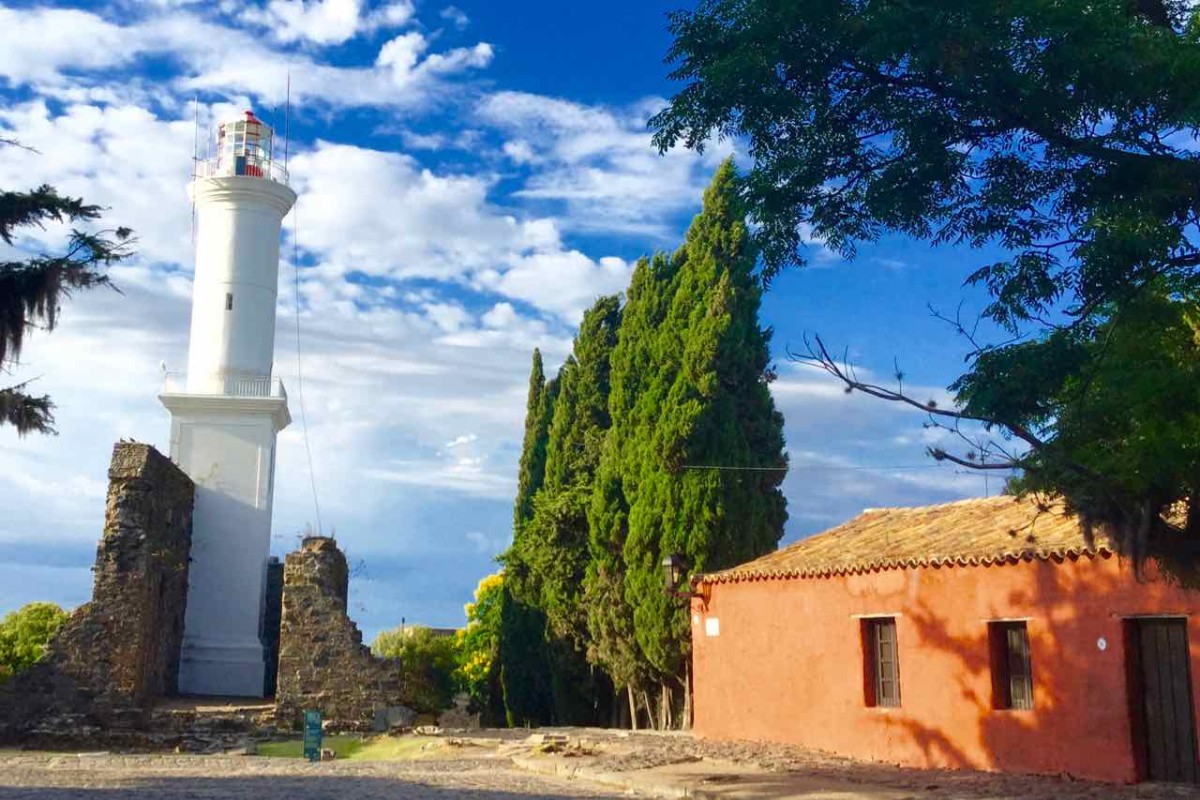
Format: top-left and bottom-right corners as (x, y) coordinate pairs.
(662, 552), (704, 600)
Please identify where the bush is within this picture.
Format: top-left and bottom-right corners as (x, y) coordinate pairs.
(0, 602), (68, 682)
(372, 625), (457, 714)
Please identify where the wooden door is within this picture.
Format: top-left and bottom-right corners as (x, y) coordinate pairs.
(1135, 619), (1199, 783)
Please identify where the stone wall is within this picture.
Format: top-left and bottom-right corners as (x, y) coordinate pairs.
(274, 537), (404, 730)
(0, 443), (195, 739)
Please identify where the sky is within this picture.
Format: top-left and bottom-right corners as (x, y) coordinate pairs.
(0, 0), (1010, 638)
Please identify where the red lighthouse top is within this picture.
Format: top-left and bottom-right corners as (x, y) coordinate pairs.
(200, 110), (287, 183)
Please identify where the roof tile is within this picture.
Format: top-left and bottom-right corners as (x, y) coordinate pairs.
(701, 495), (1111, 584)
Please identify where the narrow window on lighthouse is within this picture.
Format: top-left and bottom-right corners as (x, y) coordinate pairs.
(225, 293), (233, 311)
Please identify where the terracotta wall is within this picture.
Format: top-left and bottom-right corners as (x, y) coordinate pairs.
(691, 554), (1200, 783)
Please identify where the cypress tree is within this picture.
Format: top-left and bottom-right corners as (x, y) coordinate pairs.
(497, 585), (555, 726)
(594, 162), (788, 722)
(584, 254), (679, 723)
(499, 351), (558, 727)
(513, 349), (550, 530)
(517, 296), (622, 723)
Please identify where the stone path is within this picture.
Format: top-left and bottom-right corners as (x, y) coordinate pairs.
(0, 753), (624, 799)
(499, 729), (1200, 799)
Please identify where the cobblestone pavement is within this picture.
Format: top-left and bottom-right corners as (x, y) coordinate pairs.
(0, 753), (625, 800)
(485, 728), (1200, 799)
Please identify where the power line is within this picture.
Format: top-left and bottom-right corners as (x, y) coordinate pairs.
(291, 197), (323, 536)
(681, 463), (1014, 473)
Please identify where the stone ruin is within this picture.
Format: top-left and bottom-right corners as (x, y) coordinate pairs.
(274, 536), (408, 731)
(1, 443), (423, 745)
(0, 443), (195, 741)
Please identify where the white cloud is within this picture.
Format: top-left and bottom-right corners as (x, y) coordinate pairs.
(247, 0), (366, 45)
(0, 7), (130, 85)
(473, 251), (631, 321)
(0, 101), (197, 268)
(478, 91), (733, 238)
(440, 5), (469, 29)
(288, 140), (633, 320)
(0, 4), (492, 110)
(445, 434), (478, 448)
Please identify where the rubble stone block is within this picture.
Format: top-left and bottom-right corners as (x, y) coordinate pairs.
(0, 443), (195, 741)
(273, 537), (407, 731)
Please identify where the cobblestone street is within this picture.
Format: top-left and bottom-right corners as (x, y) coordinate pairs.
(0, 753), (623, 800)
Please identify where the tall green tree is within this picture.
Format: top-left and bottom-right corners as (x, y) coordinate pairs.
(651, 0), (1200, 561)
(622, 162), (787, 689)
(585, 254), (678, 725)
(499, 351), (558, 726)
(497, 585), (555, 726)
(526, 296), (621, 644)
(513, 350), (551, 529)
(583, 164), (787, 727)
(2, 148), (132, 434)
(514, 296), (623, 724)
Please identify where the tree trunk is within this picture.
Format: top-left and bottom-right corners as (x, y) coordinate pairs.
(641, 689), (657, 731)
(661, 683), (672, 730)
(626, 684), (639, 731)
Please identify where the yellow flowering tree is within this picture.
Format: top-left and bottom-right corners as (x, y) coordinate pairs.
(455, 572), (504, 721)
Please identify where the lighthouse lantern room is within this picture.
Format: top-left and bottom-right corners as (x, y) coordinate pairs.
(160, 110), (296, 698)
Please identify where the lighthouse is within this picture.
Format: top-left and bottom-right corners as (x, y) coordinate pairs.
(160, 111), (295, 697)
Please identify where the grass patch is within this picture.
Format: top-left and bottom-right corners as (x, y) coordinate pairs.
(256, 734), (439, 761)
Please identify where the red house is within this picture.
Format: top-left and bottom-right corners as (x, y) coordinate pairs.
(691, 495), (1200, 783)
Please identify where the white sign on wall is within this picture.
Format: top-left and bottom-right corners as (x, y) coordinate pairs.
(705, 617), (720, 637)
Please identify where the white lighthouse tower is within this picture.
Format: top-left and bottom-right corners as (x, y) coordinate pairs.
(160, 111), (295, 697)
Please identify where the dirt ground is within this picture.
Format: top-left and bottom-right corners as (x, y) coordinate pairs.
(479, 727), (1200, 799)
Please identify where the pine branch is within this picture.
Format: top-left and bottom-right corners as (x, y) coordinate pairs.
(0, 186), (103, 245)
(0, 228), (131, 367)
(0, 383), (56, 436)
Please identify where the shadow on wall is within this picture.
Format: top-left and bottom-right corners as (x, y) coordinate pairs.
(894, 555), (1191, 781)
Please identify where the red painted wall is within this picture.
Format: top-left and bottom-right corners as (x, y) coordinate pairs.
(691, 554), (1200, 783)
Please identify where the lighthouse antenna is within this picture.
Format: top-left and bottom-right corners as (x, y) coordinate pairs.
(283, 71), (291, 176)
(191, 95), (199, 244)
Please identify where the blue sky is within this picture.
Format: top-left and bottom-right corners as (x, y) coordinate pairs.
(0, 0), (1006, 638)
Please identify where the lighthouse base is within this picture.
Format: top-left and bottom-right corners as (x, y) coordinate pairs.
(178, 638), (267, 697)
(160, 389), (290, 699)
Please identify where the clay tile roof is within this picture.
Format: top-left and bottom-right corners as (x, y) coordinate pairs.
(701, 495), (1112, 584)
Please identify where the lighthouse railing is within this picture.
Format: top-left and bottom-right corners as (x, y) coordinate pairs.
(162, 372), (287, 399)
(195, 155), (289, 184)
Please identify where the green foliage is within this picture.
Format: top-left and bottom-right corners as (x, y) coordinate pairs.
(602, 162), (788, 678)
(371, 626), (458, 714)
(500, 296), (624, 725)
(651, 0), (1200, 559)
(513, 350), (552, 531)
(488, 164), (788, 727)
(965, 289), (1200, 560)
(454, 572), (505, 724)
(522, 297), (622, 643)
(497, 587), (555, 726)
(0, 602), (68, 682)
(1, 160), (132, 435)
(585, 253), (677, 696)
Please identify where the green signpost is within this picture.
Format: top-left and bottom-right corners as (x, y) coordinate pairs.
(302, 709), (322, 762)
